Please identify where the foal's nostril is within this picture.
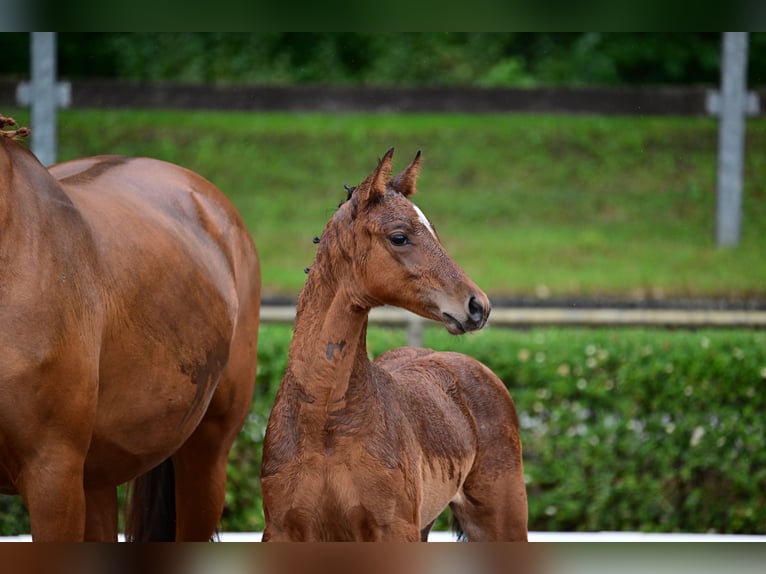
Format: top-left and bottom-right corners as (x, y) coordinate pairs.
(468, 296), (485, 323)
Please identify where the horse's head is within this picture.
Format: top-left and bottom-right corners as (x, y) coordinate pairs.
(327, 148), (490, 334)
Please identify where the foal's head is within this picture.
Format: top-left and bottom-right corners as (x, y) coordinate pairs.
(323, 148), (490, 334)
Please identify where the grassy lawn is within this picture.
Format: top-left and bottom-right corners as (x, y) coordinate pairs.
(7, 107), (765, 300)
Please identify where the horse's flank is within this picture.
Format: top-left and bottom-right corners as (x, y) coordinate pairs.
(261, 149), (527, 541)
(0, 130), (260, 540)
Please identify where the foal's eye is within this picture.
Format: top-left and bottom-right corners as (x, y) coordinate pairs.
(389, 233), (409, 246)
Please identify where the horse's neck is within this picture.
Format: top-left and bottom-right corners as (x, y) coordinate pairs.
(287, 263), (372, 409)
(1, 141), (69, 226)
(1, 143), (46, 244)
(0, 143), (18, 227)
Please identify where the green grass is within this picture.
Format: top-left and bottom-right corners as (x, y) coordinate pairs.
(7, 108), (766, 299)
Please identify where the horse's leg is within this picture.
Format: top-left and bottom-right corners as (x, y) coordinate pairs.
(445, 361), (528, 542)
(420, 519), (435, 542)
(171, 417), (233, 541)
(84, 486), (118, 541)
(19, 446), (88, 541)
(171, 313), (258, 541)
(450, 464), (528, 541)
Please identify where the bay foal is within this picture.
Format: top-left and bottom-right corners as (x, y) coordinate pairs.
(261, 149), (527, 541)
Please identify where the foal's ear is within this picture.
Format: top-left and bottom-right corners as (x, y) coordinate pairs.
(357, 147), (394, 204)
(390, 150), (422, 197)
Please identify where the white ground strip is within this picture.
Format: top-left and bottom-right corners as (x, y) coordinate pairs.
(3, 531), (764, 542)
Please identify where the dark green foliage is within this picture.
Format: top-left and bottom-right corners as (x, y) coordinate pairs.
(0, 495), (29, 536)
(2, 33), (766, 86)
(220, 324), (289, 532)
(422, 326), (766, 534)
(222, 325), (766, 535)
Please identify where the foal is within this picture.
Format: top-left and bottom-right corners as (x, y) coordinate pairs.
(260, 149), (527, 541)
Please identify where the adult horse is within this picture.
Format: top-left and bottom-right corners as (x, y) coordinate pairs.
(261, 148), (527, 541)
(0, 116), (260, 541)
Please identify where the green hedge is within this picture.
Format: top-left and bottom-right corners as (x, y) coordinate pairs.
(224, 324), (766, 535)
(2, 325), (765, 536)
(437, 325), (766, 534)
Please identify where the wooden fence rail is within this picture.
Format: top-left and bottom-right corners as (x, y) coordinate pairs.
(260, 305), (766, 346)
(2, 79), (765, 116)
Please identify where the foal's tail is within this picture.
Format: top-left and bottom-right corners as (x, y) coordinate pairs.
(125, 458), (176, 542)
(452, 514), (468, 542)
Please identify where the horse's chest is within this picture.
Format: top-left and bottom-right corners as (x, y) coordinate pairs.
(266, 452), (409, 541)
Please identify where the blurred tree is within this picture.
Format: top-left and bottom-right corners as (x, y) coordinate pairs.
(1, 33), (764, 87)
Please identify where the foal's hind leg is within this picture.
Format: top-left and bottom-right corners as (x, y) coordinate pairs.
(449, 361), (528, 541)
(449, 413), (528, 541)
(450, 467), (528, 541)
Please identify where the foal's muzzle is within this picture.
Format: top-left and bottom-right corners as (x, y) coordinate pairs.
(441, 293), (491, 334)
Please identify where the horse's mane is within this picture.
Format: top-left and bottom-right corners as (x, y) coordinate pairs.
(0, 115), (30, 140)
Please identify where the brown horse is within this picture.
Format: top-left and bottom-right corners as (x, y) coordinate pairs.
(260, 148), (527, 541)
(0, 116), (260, 541)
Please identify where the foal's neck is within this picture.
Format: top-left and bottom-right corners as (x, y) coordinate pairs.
(288, 252), (372, 408)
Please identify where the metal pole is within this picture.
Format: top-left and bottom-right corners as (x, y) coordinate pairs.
(406, 314), (424, 348)
(30, 32), (58, 166)
(716, 32), (749, 247)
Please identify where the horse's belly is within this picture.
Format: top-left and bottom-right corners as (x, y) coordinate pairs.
(85, 350), (228, 486)
(419, 457), (473, 526)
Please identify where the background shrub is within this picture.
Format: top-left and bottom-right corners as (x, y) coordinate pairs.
(3, 33), (766, 87)
(430, 326), (766, 533)
(222, 324), (766, 535)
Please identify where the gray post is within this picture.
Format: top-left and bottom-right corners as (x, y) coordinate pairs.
(16, 34), (71, 164)
(716, 32), (749, 247)
(406, 314), (423, 348)
(30, 32), (59, 166)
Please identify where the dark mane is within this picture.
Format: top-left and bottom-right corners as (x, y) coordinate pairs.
(0, 115), (30, 140)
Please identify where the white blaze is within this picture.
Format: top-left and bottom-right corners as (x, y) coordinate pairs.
(412, 203), (436, 238)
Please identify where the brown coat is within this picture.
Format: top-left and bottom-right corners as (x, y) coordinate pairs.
(0, 125), (260, 541)
(261, 149), (526, 541)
